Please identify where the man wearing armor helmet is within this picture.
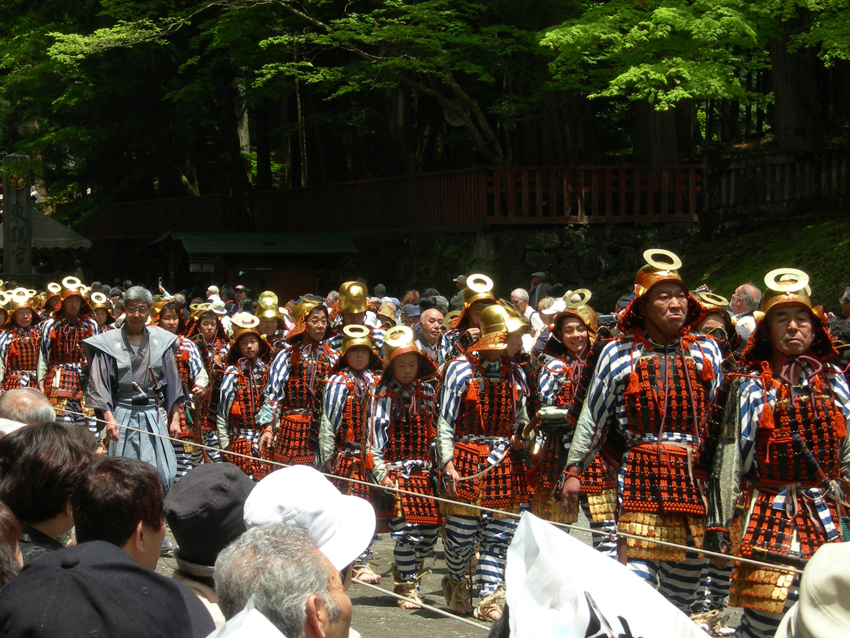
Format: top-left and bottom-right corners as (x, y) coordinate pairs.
(560, 250), (724, 613)
(704, 268), (850, 638)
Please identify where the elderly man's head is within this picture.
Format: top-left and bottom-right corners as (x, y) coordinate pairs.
(216, 524), (351, 638)
(730, 283), (761, 315)
(419, 308), (443, 346)
(0, 388), (55, 426)
(510, 289), (530, 314)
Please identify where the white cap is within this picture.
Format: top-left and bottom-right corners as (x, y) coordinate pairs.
(543, 299), (566, 316)
(775, 542), (850, 638)
(243, 466), (376, 571)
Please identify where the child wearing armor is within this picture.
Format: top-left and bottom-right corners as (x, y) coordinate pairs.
(440, 274), (497, 363)
(155, 301), (209, 479)
(437, 304), (531, 621)
(189, 304), (229, 463)
(533, 290), (618, 554)
(317, 325), (382, 583)
(37, 277), (100, 429)
(0, 289), (42, 391)
(218, 314), (273, 481)
(366, 326), (441, 608)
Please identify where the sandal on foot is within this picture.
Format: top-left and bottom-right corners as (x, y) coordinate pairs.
(473, 589), (505, 622)
(441, 576), (473, 615)
(352, 562), (382, 583)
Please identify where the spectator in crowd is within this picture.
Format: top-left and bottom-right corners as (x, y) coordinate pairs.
(0, 501), (21, 588)
(0, 387), (55, 432)
(449, 276), (465, 311)
(528, 272), (554, 311)
(234, 284), (247, 306)
(164, 463), (256, 628)
(728, 282), (761, 343)
(242, 465), (376, 590)
(401, 290), (419, 307)
(122, 279), (133, 292)
(72, 457), (167, 571)
(215, 523), (352, 638)
(415, 307), (444, 363)
(207, 285), (220, 301)
(510, 288), (545, 333)
(0, 540), (215, 637)
(0, 422), (95, 564)
(531, 297), (565, 359)
(222, 286), (237, 316)
(173, 292), (190, 321)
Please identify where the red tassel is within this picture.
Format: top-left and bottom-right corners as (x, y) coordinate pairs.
(834, 411), (846, 439)
(701, 361), (714, 383)
(625, 370), (641, 395)
(759, 402), (774, 430)
(363, 452), (375, 471)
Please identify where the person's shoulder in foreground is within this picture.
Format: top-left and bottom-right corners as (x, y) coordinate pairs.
(0, 540), (215, 638)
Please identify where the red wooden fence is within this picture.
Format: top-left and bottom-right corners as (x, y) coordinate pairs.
(84, 166), (700, 237)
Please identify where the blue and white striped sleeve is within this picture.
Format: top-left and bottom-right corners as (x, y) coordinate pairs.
(538, 359), (567, 407)
(218, 367), (239, 421)
(566, 341), (629, 468)
(367, 388), (394, 482)
(436, 359), (472, 466)
(184, 340), (207, 386)
(323, 374), (351, 435)
(738, 377), (767, 476)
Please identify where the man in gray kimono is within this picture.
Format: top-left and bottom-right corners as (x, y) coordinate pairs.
(84, 286), (185, 490)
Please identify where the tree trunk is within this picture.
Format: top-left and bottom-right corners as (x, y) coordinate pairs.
(254, 99), (272, 191)
(674, 98), (700, 161)
(768, 32), (823, 153)
(632, 100), (677, 164)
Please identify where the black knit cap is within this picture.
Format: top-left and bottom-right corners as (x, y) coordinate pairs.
(0, 541), (214, 638)
(163, 462), (255, 577)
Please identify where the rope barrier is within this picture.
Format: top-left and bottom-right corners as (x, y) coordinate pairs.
(350, 578), (490, 631)
(64, 408), (805, 576)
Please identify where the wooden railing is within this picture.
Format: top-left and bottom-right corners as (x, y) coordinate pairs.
(486, 166), (700, 223)
(82, 166), (701, 237)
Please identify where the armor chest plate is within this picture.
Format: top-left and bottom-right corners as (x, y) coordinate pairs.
(623, 353), (709, 438)
(283, 350), (332, 411)
(456, 373), (515, 438)
(385, 386), (435, 462)
(7, 331), (39, 371)
(230, 367), (269, 430)
(50, 322), (87, 364)
(754, 388), (843, 484)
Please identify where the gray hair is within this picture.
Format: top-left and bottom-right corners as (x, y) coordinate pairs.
(0, 388), (55, 425)
(215, 523), (340, 638)
(172, 293), (187, 308)
(124, 286), (153, 307)
(511, 288), (529, 302)
(737, 284), (761, 312)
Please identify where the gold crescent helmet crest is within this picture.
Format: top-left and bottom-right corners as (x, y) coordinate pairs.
(556, 288), (598, 331)
(7, 287), (34, 313)
(230, 313), (263, 345)
(634, 249), (686, 298)
(443, 310), (460, 330)
(761, 268), (819, 317)
(462, 274), (496, 309)
(381, 325), (421, 368)
(257, 291), (282, 320)
(340, 324), (374, 357)
(60, 276), (85, 301)
(338, 281), (368, 314)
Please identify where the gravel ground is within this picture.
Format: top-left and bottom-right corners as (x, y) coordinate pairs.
(156, 507), (743, 637)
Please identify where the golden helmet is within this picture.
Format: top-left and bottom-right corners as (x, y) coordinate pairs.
(6, 288), (34, 313)
(555, 288), (598, 331)
(60, 276), (85, 301)
(291, 298), (322, 324)
(0, 291), (10, 312)
(189, 302), (214, 323)
(462, 274), (496, 309)
(382, 325), (421, 368)
(634, 249), (686, 299)
(341, 324), (375, 357)
(471, 304), (530, 351)
(230, 313), (263, 345)
(46, 282), (61, 300)
(338, 281), (368, 314)
(257, 291), (282, 320)
(760, 268), (821, 318)
(443, 310), (460, 330)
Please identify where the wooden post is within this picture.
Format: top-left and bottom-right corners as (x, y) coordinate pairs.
(2, 155), (33, 275)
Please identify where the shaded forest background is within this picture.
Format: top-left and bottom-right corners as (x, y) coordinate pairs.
(1, 0), (849, 225)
